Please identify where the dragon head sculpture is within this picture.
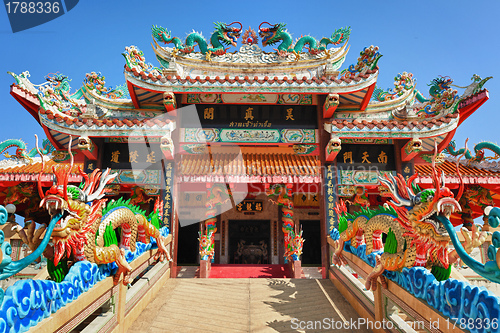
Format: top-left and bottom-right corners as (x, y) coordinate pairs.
(429, 76), (453, 95)
(37, 136), (116, 265)
(258, 22), (286, 47)
(213, 21), (242, 47)
(325, 93), (340, 109)
(39, 168), (116, 266)
(152, 26), (176, 44)
(380, 147), (463, 268)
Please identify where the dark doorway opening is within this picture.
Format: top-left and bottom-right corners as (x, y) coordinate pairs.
(229, 220), (270, 264)
(177, 221), (200, 265)
(300, 220), (321, 265)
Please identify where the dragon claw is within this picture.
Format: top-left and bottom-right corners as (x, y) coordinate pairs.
(460, 224), (487, 254)
(365, 255), (387, 291)
(331, 253), (347, 266)
(153, 236), (171, 263)
(113, 248), (132, 286)
(331, 240), (347, 266)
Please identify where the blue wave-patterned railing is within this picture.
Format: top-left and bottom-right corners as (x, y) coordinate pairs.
(0, 227), (169, 333)
(341, 240), (500, 333)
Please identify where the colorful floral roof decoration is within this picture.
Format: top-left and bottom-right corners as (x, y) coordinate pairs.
(9, 70), (174, 138)
(340, 45), (381, 80)
(372, 72), (415, 102)
(83, 72), (128, 100)
(12, 71), (87, 119)
(122, 45), (162, 78)
(410, 76), (458, 118)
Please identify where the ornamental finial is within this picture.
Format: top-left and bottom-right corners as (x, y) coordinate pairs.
(241, 26), (258, 45)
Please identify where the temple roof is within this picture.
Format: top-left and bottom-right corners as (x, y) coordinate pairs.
(325, 113), (459, 138)
(180, 153), (320, 183)
(416, 157), (500, 187)
(0, 158), (82, 182)
(8, 23), (491, 150)
(125, 68), (377, 94)
(416, 160), (500, 178)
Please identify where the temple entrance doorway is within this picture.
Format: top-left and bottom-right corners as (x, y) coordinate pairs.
(177, 221), (200, 265)
(300, 220), (321, 265)
(229, 220), (270, 264)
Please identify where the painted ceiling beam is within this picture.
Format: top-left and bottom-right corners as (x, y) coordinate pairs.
(127, 81), (141, 109)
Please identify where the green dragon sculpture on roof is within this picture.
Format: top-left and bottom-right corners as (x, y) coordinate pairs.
(0, 138), (54, 164)
(446, 140), (500, 164)
(152, 21), (242, 57)
(258, 22), (350, 59)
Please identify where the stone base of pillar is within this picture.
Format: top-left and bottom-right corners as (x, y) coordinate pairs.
(289, 260), (302, 279)
(200, 259), (211, 278)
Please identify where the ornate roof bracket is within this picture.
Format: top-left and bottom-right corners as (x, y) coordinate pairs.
(323, 94), (339, 118)
(163, 92), (176, 116)
(160, 131), (174, 160)
(325, 135), (341, 162)
(77, 136), (98, 160)
(401, 138), (423, 162)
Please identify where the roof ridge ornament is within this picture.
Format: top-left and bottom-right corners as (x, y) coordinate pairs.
(152, 21), (242, 59)
(241, 26), (258, 45)
(340, 45), (381, 79)
(258, 22), (350, 61)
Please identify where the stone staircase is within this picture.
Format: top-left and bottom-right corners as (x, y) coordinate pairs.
(129, 277), (370, 333)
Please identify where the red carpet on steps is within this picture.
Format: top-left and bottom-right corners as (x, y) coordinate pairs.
(209, 264), (291, 278)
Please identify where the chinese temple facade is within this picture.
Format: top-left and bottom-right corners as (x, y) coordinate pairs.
(7, 22), (492, 278)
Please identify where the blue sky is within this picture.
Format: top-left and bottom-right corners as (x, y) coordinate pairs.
(1, 0), (499, 151)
